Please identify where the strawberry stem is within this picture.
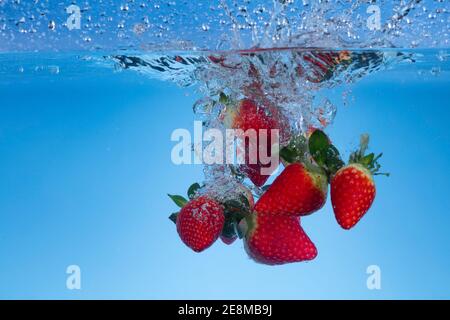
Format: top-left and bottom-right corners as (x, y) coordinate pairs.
(348, 134), (389, 176)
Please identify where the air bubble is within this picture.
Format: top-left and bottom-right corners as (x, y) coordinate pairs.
(133, 23), (146, 35)
(48, 20), (56, 30)
(430, 67), (441, 76)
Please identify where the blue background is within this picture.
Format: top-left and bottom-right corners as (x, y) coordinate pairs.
(0, 54), (449, 299)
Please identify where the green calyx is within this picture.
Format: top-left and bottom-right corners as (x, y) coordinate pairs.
(219, 92), (231, 105)
(221, 193), (253, 240)
(187, 183), (202, 200)
(308, 129), (345, 179)
(278, 128), (389, 181)
(348, 134), (389, 176)
(279, 134), (308, 164)
(280, 129), (344, 181)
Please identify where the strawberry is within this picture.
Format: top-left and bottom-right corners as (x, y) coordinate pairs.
(331, 164), (376, 230)
(220, 234), (237, 245)
(175, 196), (224, 252)
(300, 50), (352, 83)
(221, 96), (284, 187)
(242, 211), (317, 265)
(254, 162), (328, 216)
(168, 184), (224, 252)
(330, 134), (387, 230)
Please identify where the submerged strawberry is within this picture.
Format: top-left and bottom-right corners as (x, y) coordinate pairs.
(221, 96), (284, 187)
(175, 196), (224, 252)
(220, 234), (237, 245)
(331, 164), (376, 229)
(242, 211), (317, 265)
(330, 134), (387, 230)
(254, 162), (328, 216)
(300, 50), (352, 83)
(168, 184), (224, 252)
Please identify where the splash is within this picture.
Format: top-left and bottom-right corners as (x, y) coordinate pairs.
(0, 0), (449, 52)
(111, 48), (407, 132)
(1, 0), (449, 192)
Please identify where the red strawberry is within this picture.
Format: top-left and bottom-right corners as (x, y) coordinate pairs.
(220, 234), (237, 245)
(300, 50), (352, 83)
(175, 196), (225, 252)
(331, 164), (376, 229)
(242, 211), (317, 265)
(254, 162), (328, 216)
(330, 134), (387, 230)
(221, 97), (284, 187)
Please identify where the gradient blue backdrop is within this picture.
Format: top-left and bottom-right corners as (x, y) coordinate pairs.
(0, 54), (449, 299)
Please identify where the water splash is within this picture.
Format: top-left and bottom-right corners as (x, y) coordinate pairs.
(0, 0), (449, 52)
(1, 0), (449, 192)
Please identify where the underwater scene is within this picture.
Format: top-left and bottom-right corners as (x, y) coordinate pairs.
(0, 0), (450, 299)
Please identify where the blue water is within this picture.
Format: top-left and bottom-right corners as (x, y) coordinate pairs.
(0, 50), (449, 299)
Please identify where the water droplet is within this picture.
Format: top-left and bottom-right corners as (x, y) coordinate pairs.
(49, 66), (60, 74)
(430, 67), (441, 76)
(193, 98), (211, 113)
(133, 23), (146, 35)
(48, 20), (56, 30)
(13, 15), (23, 24)
(437, 50), (449, 62)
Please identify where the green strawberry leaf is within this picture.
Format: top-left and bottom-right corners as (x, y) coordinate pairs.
(169, 212), (179, 224)
(361, 153), (375, 167)
(167, 194), (188, 208)
(279, 146), (296, 164)
(187, 183), (201, 200)
(219, 92), (230, 105)
(280, 135), (308, 164)
(326, 145), (345, 174)
(223, 199), (249, 216)
(309, 130), (344, 177)
(308, 129), (330, 166)
(347, 134), (389, 177)
(221, 217), (237, 239)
